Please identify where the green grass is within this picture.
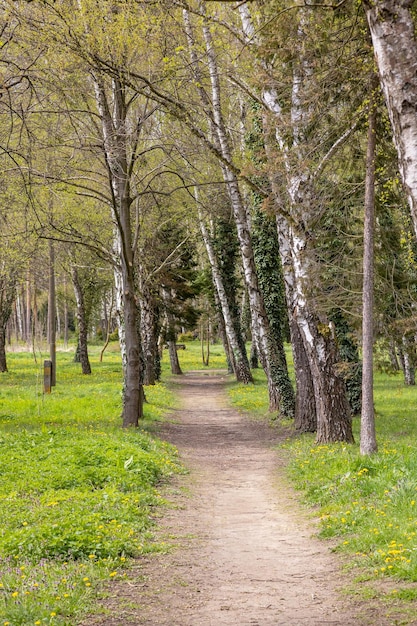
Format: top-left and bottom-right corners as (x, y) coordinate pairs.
(7, 339), (417, 622)
(0, 344), (182, 625)
(165, 339), (228, 371)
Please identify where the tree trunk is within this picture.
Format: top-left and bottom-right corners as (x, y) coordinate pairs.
(0, 327), (6, 372)
(0, 273), (16, 372)
(48, 240), (56, 386)
(200, 14), (293, 415)
(402, 335), (416, 386)
(93, 75), (143, 427)
(364, 0), (417, 241)
(250, 341), (259, 369)
(168, 340), (183, 375)
(290, 319), (317, 433)
(361, 91), (378, 455)
(255, 12), (353, 441)
(26, 271), (31, 348)
(196, 196), (253, 383)
(388, 339), (400, 371)
(214, 297), (234, 374)
(138, 277), (160, 386)
(71, 265), (92, 375)
(163, 290), (183, 376)
(63, 275), (68, 350)
(251, 207), (295, 416)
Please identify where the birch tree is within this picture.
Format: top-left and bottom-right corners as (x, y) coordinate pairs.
(364, 0), (417, 241)
(182, 5), (294, 415)
(238, 1), (362, 441)
(361, 83), (378, 456)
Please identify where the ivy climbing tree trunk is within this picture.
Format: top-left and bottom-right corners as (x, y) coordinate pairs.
(196, 9), (294, 415)
(239, 2), (354, 442)
(196, 193), (253, 383)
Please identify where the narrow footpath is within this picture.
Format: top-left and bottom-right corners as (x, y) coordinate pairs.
(85, 371), (389, 626)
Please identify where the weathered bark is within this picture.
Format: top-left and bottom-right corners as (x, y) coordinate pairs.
(199, 12), (293, 415)
(168, 340), (183, 375)
(361, 93), (378, 455)
(48, 240), (56, 386)
(196, 197), (253, 383)
(71, 265), (92, 375)
(138, 276), (160, 386)
(290, 319), (317, 433)
(402, 335), (416, 386)
(0, 274), (16, 373)
(364, 0), (417, 241)
(93, 75), (143, 427)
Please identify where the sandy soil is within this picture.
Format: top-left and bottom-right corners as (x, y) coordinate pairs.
(82, 370), (411, 626)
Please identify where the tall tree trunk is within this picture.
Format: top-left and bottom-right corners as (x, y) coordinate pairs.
(251, 207), (295, 417)
(93, 75), (143, 427)
(0, 273), (16, 372)
(48, 240), (56, 386)
(250, 0), (353, 441)
(196, 197), (253, 383)
(26, 270), (32, 350)
(138, 275), (160, 386)
(361, 90), (378, 455)
(200, 13), (293, 415)
(63, 276), (68, 350)
(71, 265), (92, 375)
(214, 293), (234, 374)
(364, 0), (417, 241)
(163, 289), (183, 376)
(0, 326), (7, 373)
(290, 319), (317, 433)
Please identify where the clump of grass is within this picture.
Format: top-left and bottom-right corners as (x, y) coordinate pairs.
(227, 367), (270, 417)
(0, 347), (182, 625)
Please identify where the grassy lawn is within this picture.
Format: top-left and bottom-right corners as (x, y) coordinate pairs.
(3, 339), (417, 623)
(0, 343), (182, 626)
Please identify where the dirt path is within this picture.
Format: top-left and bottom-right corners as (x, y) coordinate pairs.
(84, 371), (391, 625)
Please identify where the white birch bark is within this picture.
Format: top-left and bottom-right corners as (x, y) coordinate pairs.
(199, 8), (292, 413)
(196, 195), (253, 383)
(360, 92), (378, 455)
(364, 0), (417, 240)
(240, 2), (353, 441)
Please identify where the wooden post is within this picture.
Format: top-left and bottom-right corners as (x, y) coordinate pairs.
(44, 359), (52, 394)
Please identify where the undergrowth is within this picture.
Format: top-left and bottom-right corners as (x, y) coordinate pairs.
(0, 345), (182, 625)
